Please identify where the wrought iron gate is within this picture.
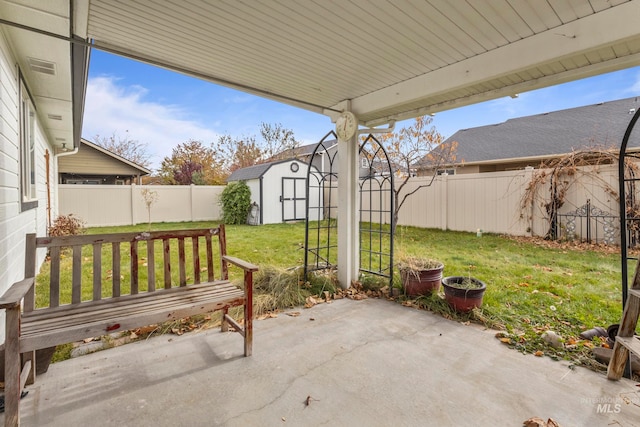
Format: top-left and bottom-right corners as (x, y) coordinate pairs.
(557, 199), (618, 244)
(303, 132), (394, 287)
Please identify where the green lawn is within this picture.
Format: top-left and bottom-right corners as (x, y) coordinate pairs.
(43, 220), (630, 369)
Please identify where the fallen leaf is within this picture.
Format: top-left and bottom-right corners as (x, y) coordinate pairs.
(286, 312), (301, 317)
(500, 337), (511, 344)
(534, 350), (544, 357)
(305, 296), (318, 308)
(523, 417), (546, 427)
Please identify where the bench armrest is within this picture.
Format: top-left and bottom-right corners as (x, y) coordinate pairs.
(0, 278), (35, 309)
(222, 255), (259, 273)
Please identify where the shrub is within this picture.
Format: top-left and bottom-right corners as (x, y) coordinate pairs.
(220, 181), (251, 224)
(49, 214), (86, 236)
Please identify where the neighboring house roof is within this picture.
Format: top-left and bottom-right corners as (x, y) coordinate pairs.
(227, 158), (303, 182)
(278, 140), (338, 159)
(432, 96), (640, 166)
(59, 138), (151, 176)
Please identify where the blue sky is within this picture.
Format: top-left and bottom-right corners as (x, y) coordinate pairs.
(82, 49), (640, 170)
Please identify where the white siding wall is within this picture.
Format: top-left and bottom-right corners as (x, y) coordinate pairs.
(245, 178), (261, 215)
(0, 32), (52, 343)
(259, 161), (320, 224)
(261, 163), (288, 224)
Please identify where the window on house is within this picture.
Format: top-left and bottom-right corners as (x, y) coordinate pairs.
(436, 169), (455, 176)
(20, 80), (37, 211)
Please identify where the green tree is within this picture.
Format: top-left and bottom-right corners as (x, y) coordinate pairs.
(158, 140), (225, 185)
(219, 181), (251, 224)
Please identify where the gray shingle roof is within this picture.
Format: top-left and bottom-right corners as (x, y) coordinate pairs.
(226, 162), (274, 182)
(279, 140), (338, 158)
(443, 96), (640, 164)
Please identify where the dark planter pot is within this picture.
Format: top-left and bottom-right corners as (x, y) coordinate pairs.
(401, 264), (444, 297)
(442, 276), (487, 313)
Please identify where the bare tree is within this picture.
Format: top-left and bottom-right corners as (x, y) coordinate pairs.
(215, 123), (301, 175)
(259, 122), (299, 161)
(374, 116), (458, 234)
(93, 131), (152, 169)
(217, 134), (262, 173)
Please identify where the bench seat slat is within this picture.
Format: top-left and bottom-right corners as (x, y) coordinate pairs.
(22, 289), (244, 338)
(20, 283), (244, 352)
(23, 281), (238, 319)
(22, 285), (242, 329)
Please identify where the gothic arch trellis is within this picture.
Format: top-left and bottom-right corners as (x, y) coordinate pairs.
(304, 132), (394, 288)
(618, 107), (640, 305)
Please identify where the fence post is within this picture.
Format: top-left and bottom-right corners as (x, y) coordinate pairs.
(190, 184), (195, 222)
(441, 173), (448, 231)
(525, 166), (535, 236)
(130, 184), (136, 226)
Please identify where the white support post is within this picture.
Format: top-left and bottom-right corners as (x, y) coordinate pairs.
(337, 130), (359, 289)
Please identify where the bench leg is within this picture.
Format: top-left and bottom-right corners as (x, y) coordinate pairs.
(221, 307), (229, 332)
(5, 306), (23, 427)
(244, 301), (252, 357)
(22, 351), (35, 385)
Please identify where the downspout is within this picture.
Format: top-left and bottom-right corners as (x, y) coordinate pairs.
(44, 150), (51, 228)
(55, 145), (79, 182)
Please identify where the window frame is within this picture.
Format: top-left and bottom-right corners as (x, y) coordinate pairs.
(19, 75), (38, 211)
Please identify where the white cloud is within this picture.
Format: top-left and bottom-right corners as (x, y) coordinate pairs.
(82, 76), (219, 169)
(628, 70), (640, 94)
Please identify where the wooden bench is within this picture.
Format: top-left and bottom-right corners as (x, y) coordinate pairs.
(0, 225), (257, 426)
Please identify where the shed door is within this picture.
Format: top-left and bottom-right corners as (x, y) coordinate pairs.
(282, 177), (306, 222)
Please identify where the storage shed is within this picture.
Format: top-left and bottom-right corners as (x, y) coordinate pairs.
(227, 159), (321, 225)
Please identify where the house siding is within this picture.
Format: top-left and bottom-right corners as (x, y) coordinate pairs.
(58, 142), (145, 176)
(0, 30), (51, 343)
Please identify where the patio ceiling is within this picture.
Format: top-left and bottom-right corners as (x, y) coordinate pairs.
(77, 0), (640, 127)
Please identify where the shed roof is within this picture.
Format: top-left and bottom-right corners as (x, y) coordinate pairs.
(441, 96), (640, 165)
(227, 159), (304, 182)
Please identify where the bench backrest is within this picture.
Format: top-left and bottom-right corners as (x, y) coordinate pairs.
(24, 226), (229, 312)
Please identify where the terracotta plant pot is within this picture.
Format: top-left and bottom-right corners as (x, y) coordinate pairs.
(400, 263), (444, 297)
(442, 276), (487, 313)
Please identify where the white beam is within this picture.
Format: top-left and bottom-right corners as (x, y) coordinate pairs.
(347, 1), (640, 123)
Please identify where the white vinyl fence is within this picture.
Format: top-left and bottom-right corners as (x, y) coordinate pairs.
(395, 164), (620, 241)
(58, 184), (224, 227)
(59, 164), (623, 243)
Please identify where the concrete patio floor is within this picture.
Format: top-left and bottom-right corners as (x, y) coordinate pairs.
(5, 298), (640, 426)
